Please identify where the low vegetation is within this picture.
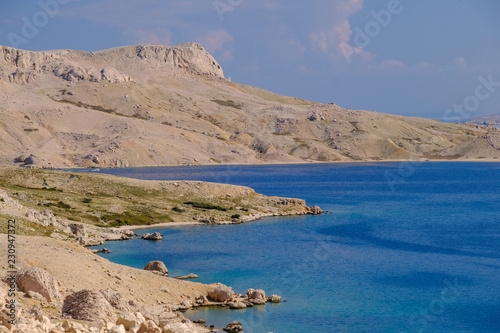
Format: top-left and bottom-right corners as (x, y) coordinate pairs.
(0, 166), (309, 235)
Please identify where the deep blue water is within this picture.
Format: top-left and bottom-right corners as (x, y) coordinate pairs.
(86, 162), (500, 333)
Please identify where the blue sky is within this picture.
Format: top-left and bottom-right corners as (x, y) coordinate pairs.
(1, 0), (499, 120)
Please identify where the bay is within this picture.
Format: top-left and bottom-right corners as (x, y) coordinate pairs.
(87, 162), (500, 333)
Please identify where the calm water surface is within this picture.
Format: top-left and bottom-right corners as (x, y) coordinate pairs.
(86, 162), (500, 333)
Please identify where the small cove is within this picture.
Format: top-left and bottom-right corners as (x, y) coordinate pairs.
(87, 162), (500, 332)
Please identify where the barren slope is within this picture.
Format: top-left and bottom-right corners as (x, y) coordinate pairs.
(1, 43), (499, 168)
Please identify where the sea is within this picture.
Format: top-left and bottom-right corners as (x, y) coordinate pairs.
(84, 162), (500, 333)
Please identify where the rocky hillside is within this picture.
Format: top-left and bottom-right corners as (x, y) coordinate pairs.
(1, 43), (500, 168)
(0, 165), (318, 242)
(0, 165), (312, 332)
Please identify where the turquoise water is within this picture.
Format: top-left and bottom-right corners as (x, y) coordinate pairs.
(88, 162), (500, 332)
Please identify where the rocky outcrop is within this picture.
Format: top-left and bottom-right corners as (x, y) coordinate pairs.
(134, 43), (224, 78)
(16, 267), (63, 304)
(137, 319), (162, 333)
(144, 261), (168, 276)
(52, 64), (133, 83)
(116, 312), (145, 332)
(100, 288), (129, 312)
(245, 289), (266, 305)
(268, 294), (283, 303)
(142, 232), (163, 240)
(308, 205), (324, 215)
(1, 43), (223, 86)
(223, 321), (243, 333)
(208, 284), (234, 302)
(174, 273), (199, 280)
(62, 289), (117, 322)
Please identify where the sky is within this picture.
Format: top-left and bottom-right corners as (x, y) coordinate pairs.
(1, 0), (499, 121)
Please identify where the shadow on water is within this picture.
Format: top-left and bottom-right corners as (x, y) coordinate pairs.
(317, 223), (500, 259)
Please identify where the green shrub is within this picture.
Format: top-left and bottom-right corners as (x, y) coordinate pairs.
(184, 201), (227, 211)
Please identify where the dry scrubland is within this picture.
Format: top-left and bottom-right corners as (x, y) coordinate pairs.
(1, 42), (500, 332)
(0, 43), (499, 169)
(0, 166), (318, 332)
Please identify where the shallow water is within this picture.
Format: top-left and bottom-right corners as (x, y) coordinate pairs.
(88, 162), (500, 333)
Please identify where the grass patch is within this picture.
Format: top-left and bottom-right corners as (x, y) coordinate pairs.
(102, 211), (154, 227)
(52, 98), (116, 114)
(184, 201), (228, 211)
(211, 99), (243, 110)
(42, 201), (72, 209)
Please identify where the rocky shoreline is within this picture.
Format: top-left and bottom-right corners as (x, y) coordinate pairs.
(0, 233), (290, 333)
(0, 166), (323, 332)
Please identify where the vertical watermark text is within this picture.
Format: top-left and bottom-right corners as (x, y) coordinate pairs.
(6, 219), (17, 327)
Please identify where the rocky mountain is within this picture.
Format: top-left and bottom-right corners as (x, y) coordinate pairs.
(1, 43), (499, 168)
(467, 113), (500, 128)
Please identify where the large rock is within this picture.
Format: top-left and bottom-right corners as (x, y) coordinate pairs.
(268, 294), (282, 303)
(137, 319), (162, 333)
(142, 232), (163, 240)
(309, 205), (323, 215)
(223, 321), (243, 333)
(208, 284), (234, 302)
(23, 154), (39, 165)
(100, 289), (129, 311)
(62, 290), (116, 322)
(16, 267), (62, 304)
(245, 289), (266, 305)
(116, 312), (145, 332)
(229, 301), (247, 309)
(143, 261), (168, 276)
(109, 325), (126, 333)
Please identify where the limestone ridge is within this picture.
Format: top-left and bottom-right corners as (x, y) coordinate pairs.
(0, 43), (224, 84)
(0, 43), (499, 168)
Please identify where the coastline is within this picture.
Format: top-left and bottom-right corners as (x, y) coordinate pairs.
(7, 157), (500, 172)
(115, 210), (315, 231)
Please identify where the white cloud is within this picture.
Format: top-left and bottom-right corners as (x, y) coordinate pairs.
(309, 0), (369, 63)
